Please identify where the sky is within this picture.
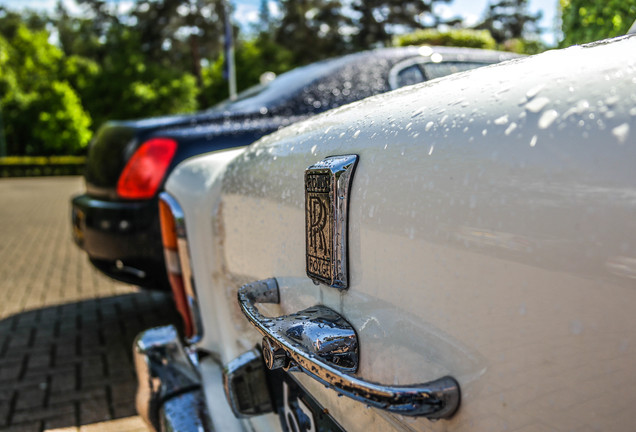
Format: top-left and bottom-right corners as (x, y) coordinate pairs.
(0, 0), (560, 45)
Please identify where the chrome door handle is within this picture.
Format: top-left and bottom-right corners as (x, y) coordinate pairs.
(238, 279), (460, 419)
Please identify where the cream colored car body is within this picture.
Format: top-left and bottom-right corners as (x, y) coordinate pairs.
(166, 35), (636, 431)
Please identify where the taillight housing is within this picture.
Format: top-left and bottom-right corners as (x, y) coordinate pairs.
(117, 138), (177, 199)
(158, 192), (202, 342)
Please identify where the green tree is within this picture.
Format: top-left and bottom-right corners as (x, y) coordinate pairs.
(560, 0), (636, 46)
(55, 2), (104, 59)
(5, 24), (62, 84)
(499, 37), (545, 54)
(351, 0), (453, 49)
(86, 28), (200, 126)
(0, 33), (17, 156)
(52, 5), (200, 129)
(474, 0), (542, 44)
(201, 37), (295, 106)
(61, 55), (101, 96)
(0, 6), (48, 36)
(274, 0), (353, 65)
(257, 0), (272, 34)
(394, 28), (497, 49)
(130, 0), (226, 87)
(31, 81), (92, 155)
(0, 25), (92, 155)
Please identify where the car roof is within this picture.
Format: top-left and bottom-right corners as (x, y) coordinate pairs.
(211, 45), (517, 116)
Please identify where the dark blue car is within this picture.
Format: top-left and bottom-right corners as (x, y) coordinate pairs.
(71, 46), (516, 290)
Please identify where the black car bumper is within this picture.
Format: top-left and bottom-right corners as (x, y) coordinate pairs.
(71, 194), (169, 290)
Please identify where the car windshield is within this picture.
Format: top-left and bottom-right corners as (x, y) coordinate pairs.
(209, 55), (359, 113)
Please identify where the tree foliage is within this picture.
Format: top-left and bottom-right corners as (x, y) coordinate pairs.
(274, 0), (353, 66)
(0, 23), (92, 155)
(475, 0), (542, 44)
(393, 28), (545, 55)
(202, 37), (295, 105)
(130, 0), (226, 85)
(31, 81), (92, 155)
(0, 0), (571, 156)
(351, 0), (454, 49)
(394, 28), (497, 49)
(560, 0), (636, 46)
(66, 25), (199, 128)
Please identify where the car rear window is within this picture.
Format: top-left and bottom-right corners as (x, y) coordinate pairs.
(422, 62), (490, 80)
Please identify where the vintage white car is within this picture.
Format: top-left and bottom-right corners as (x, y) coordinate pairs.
(134, 35), (636, 432)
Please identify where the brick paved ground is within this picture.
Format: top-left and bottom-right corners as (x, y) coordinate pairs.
(0, 177), (180, 432)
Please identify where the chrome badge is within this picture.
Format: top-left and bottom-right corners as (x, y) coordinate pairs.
(305, 155), (358, 289)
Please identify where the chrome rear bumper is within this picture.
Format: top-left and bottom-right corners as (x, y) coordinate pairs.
(134, 325), (214, 431)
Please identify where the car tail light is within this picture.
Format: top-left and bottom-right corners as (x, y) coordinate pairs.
(117, 138), (177, 199)
(158, 192), (202, 342)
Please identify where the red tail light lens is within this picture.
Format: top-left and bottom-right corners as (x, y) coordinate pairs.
(117, 138), (177, 199)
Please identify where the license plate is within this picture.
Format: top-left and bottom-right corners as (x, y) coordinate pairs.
(268, 369), (345, 432)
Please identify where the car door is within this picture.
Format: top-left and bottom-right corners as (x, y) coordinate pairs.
(212, 35), (636, 432)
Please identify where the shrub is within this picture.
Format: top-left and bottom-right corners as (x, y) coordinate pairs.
(32, 81), (92, 155)
(394, 29), (497, 50)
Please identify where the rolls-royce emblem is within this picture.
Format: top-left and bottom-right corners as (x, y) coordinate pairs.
(305, 155), (358, 289)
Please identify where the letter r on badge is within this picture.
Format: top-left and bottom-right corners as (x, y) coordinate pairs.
(308, 196), (327, 254)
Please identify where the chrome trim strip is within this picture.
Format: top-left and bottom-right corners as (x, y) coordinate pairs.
(238, 279), (461, 419)
(134, 325), (212, 431)
(159, 192), (203, 344)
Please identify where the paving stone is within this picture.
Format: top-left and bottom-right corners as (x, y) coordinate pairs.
(0, 399), (12, 427)
(2, 421), (43, 432)
(12, 404), (75, 423)
(0, 389), (14, 403)
(7, 337), (31, 350)
(0, 178), (180, 429)
(14, 387), (47, 411)
(112, 402), (138, 419)
(50, 371), (77, 394)
(22, 365), (51, 382)
(55, 344), (77, 359)
(27, 351), (52, 369)
(0, 377), (49, 392)
(110, 381), (136, 399)
(79, 397), (111, 424)
(43, 411), (78, 430)
(80, 356), (104, 379)
(51, 387), (106, 405)
(0, 363), (23, 381)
